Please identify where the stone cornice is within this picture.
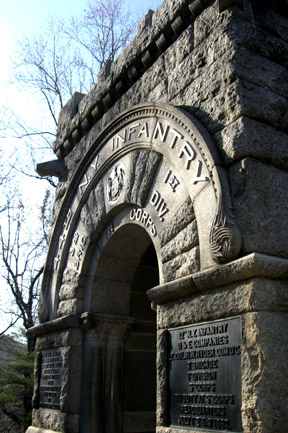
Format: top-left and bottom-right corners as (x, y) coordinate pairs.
(53, 0), (212, 159)
(147, 252), (288, 304)
(27, 314), (80, 336)
(28, 312), (135, 337)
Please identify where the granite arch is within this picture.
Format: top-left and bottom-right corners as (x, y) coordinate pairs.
(39, 103), (241, 323)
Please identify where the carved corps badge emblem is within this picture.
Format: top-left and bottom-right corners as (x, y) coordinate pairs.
(107, 162), (126, 205)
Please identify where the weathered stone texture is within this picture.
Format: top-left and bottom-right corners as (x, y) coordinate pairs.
(59, 284), (83, 301)
(160, 220), (198, 263)
(32, 2), (288, 433)
(241, 312), (288, 433)
(80, 180), (106, 235)
(215, 116), (288, 167)
(32, 409), (65, 433)
(50, 2), (288, 266)
(229, 158), (288, 257)
(125, 150), (162, 206)
(157, 278), (288, 330)
(162, 246), (200, 283)
(158, 197), (195, 247)
(35, 329), (82, 351)
(156, 329), (169, 427)
(57, 298), (82, 318)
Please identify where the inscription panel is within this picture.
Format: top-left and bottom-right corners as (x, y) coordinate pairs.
(39, 349), (63, 410)
(168, 318), (242, 432)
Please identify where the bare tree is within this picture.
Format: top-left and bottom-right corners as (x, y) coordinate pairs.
(0, 190), (52, 352)
(0, 106), (14, 191)
(8, 0), (136, 190)
(67, 0), (135, 84)
(12, 0), (135, 138)
(13, 17), (88, 131)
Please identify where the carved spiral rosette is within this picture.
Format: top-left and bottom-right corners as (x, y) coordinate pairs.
(209, 192), (242, 264)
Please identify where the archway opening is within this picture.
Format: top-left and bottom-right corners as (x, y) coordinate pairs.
(123, 242), (158, 433)
(83, 224), (159, 433)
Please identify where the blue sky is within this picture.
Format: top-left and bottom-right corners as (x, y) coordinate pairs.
(0, 0), (163, 153)
(0, 0), (163, 96)
(0, 0), (163, 51)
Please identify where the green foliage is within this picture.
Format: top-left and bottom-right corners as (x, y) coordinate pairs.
(0, 341), (35, 432)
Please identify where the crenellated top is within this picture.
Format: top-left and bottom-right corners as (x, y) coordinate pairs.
(53, 0), (213, 159)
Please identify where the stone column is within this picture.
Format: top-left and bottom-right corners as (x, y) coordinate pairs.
(104, 340), (124, 433)
(80, 313), (134, 433)
(81, 339), (105, 433)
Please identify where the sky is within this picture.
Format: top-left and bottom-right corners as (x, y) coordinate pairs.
(0, 0), (163, 113)
(0, 0), (163, 187)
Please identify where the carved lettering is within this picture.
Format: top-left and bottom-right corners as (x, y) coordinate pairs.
(39, 349), (63, 410)
(90, 154), (100, 171)
(193, 160), (208, 184)
(112, 132), (126, 151)
(130, 208), (157, 237)
(63, 209), (73, 231)
(170, 128), (184, 149)
(164, 169), (180, 192)
(152, 121), (170, 142)
(169, 318), (242, 432)
(178, 141), (196, 170)
(70, 232), (88, 272)
(128, 123), (140, 141)
(150, 190), (169, 222)
(58, 233), (66, 250)
(79, 174), (91, 195)
(54, 254), (60, 272)
(137, 122), (149, 138)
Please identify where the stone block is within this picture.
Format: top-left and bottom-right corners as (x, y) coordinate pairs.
(232, 45), (288, 99)
(220, 10), (288, 69)
(241, 311), (288, 433)
(166, 23), (235, 101)
(156, 329), (169, 427)
(162, 246), (200, 283)
(215, 115), (288, 167)
(158, 197), (195, 247)
(160, 220), (198, 263)
(229, 158), (288, 256)
(57, 299), (82, 317)
(59, 284), (83, 301)
(157, 278), (288, 330)
(31, 408), (66, 432)
(61, 346), (82, 414)
(237, 80), (288, 131)
(36, 329), (82, 351)
(182, 80), (241, 133)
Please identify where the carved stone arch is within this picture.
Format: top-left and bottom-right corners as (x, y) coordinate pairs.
(81, 221), (157, 314)
(39, 103), (241, 323)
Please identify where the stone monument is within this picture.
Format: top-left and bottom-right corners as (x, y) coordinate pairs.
(27, 0), (288, 432)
